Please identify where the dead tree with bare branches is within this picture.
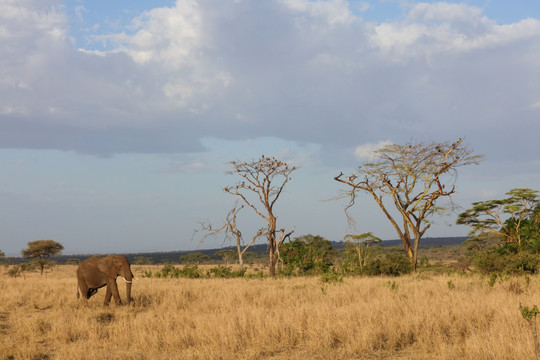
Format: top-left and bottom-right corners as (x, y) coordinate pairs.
(194, 202), (263, 270)
(224, 156), (297, 276)
(334, 139), (482, 271)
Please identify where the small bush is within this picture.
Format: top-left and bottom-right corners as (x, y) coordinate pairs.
(157, 264), (176, 278)
(177, 265), (204, 279)
(8, 265), (21, 277)
(504, 252), (540, 274)
(474, 251), (540, 275)
(207, 265), (245, 278)
(487, 273), (498, 287)
(365, 252), (412, 276)
(153, 265), (204, 279)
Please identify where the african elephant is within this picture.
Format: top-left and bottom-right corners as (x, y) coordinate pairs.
(77, 255), (133, 305)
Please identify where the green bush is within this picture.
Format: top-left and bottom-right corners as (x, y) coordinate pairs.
(474, 251), (540, 275)
(156, 264), (176, 278)
(474, 252), (507, 274)
(368, 252), (413, 276)
(279, 235), (336, 276)
(207, 265), (245, 278)
(153, 265), (204, 279)
(504, 252), (540, 274)
(176, 265), (204, 278)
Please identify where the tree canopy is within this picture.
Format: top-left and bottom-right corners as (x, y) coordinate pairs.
(21, 240), (64, 274)
(335, 139), (482, 270)
(457, 188), (540, 250)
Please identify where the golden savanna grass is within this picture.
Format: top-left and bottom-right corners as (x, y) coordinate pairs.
(0, 265), (538, 359)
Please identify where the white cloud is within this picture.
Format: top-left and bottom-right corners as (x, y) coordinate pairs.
(407, 2), (484, 23)
(0, 0), (539, 164)
(282, 0), (355, 26)
(370, 3), (540, 57)
(354, 140), (393, 160)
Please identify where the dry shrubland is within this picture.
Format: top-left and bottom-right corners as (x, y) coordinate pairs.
(0, 265), (537, 359)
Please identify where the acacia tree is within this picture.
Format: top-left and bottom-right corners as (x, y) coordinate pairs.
(457, 188), (540, 250)
(343, 232), (382, 272)
(196, 202), (264, 270)
(335, 139), (482, 270)
(224, 155), (297, 276)
(21, 240), (64, 274)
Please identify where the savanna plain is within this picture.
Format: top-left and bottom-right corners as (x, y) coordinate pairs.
(0, 265), (538, 360)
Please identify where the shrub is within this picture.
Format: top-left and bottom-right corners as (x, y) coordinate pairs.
(8, 265), (21, 277)
(207, 265), (245, 278)
(153, 265), (204, 279)
(279, 235), (336, 276)
(156, 264), (176, 278)
(474, 252), (507, 274)
(364, 252), (413, 276)
(474, 251), (540, 275)
(176, 265), (204, 279)
(504, 252), (540, 274)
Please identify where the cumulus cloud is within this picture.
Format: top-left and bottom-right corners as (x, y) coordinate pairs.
(1, 0), (539, 163)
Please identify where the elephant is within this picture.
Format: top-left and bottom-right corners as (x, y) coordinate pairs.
(77, 255), (133, 305)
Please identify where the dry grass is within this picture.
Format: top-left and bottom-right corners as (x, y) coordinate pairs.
(0, 265), (538, 359)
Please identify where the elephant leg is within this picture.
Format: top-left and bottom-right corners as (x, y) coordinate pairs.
(78, 281), (89, 300)
(108, 280), (122, 305)
(104, 285), (113, 306)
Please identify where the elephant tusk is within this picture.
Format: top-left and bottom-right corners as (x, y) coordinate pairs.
(122, 277), (132, 284)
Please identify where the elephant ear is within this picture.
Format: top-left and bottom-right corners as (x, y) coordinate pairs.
(97, 256), (114, 275)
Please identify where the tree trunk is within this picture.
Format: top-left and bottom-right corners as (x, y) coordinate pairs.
(269, 250), (277, 277)
(238, 252), (244, 270)
(268, 217), (278, 276)
(411, 232), (421, 272)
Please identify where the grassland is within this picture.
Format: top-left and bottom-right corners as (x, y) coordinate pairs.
(0, 265), (538, 359)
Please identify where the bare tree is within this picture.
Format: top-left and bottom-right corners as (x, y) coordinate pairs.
(224, 155), (297, 276)
(195, 202), (264, 270)
(335, 139), (482, 270)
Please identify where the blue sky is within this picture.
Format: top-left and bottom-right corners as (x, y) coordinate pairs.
(1, 0), (539, 256)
